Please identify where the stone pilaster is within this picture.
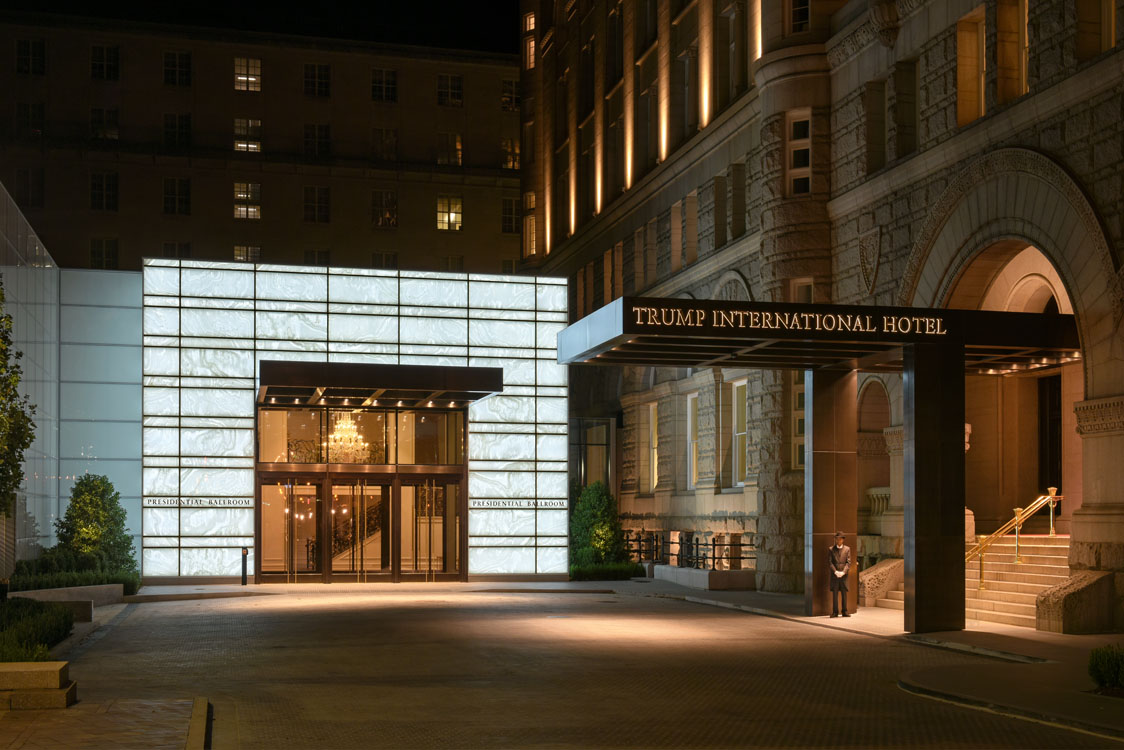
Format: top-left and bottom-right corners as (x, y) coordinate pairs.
(1070, 395), (1124, 575)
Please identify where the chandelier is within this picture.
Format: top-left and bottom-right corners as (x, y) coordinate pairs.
(326, 411), (369, 463)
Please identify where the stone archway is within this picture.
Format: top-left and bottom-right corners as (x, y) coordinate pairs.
(897, 148), (1124, 626)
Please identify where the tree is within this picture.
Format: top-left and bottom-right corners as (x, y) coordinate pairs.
(55, 474), (137, 573)
(569, 481), (628, 566)
(0, 275), (36, 518)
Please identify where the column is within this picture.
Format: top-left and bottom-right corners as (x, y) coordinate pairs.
(803, 368), (858, 616)
(903, 342), (966, 633)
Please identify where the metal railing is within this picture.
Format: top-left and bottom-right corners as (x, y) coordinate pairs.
(624, 531), (756, 571)
(964, 487), (1062, 590)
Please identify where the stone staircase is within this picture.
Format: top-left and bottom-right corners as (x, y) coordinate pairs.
(873, 535), (1071, 628)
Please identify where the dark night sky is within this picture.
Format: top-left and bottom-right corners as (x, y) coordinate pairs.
(9, 1), (522, 55)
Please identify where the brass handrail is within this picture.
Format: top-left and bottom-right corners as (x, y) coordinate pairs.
(964, 487), (1062, 589)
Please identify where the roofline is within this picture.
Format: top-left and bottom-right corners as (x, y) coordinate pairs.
(0, 10), (520, 66)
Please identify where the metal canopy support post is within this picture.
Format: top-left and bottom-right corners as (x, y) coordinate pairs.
(904, 342), (966, 633)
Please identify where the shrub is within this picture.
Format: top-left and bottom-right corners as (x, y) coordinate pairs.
(55, 474), (137, 573)
(9, 570), (140, 596)
(0, 275), (38, 519)
(569, 562), (644, 581)
(0, 598), (74, 662)
(1089, 644), (1124, 690)
(570, 481), (628, 569)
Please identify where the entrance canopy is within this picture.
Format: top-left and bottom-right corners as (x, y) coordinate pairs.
(557, 297), (1080, 374)
(257, 360), (504, 409)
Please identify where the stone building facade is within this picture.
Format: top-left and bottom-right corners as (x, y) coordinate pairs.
(521, 0), (1124, 624)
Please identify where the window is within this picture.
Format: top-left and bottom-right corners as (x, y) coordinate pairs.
(163, 113), (191, 149)
(304, 124), (331, 157)
(233, 245), (261, 262)
(501, 259), (517, 274)
(523, 214), (536, 257)
(647, 402), (659, 491)
(303, 186), (330, 223)
(436, 195), (463, 231)
(687, 393), (699, 489)
(371, 251), (398, 269)
(16, 39), (45, 75)
(791, 372), (806, 469)
(90, 172), (119, 211)
(234, 182), (261, 219)
(371, 190), (398, 228)
(501, 79), (520, 111)
(789, 0), (810, 34)
(996, 0), (1028, 104)
(787, 111), (811, 195)
(956, 7), (986, 126)
(892, 61), (919, 158)
(731, 380), (748, 486)
(163, 51), (191, 86)
(14, 167), (44, 210)
(372, 127), (398, 161)
(91, 45), (119, 80)
(371, 68), (397, 102)
(501, 197), (519, 233)
(304, 63), (331, 97)
(162, 178), (191, 215)
(91, 107), (119, 140)
(443, 255), (464, 272)
(437, 132), (463, 166)
(501, 137), (520, 169)
(864, 81), (887, 174)
(234, 57), (261, 91)
(162, 241), (191, 258)
(89, 238), (118, 269)
(437, 74), (463, 106)
(234, 118), (262, 152)
(304, 249), (330, 265)
(16, 102), (44, 138)
(524, 35), (536, 70)
(524, 12), (535, 32)
(1076, 0), (1117, 61)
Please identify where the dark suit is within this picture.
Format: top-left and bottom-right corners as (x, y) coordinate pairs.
(828, 543), (851, 615)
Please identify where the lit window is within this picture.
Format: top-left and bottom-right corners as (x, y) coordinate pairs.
(162, 178), (191, 215)
(437, 132), (463, 166)
(687, 393), (699, 489)
(731, 380), (747, 485)
(371, 68), (397, 102)
(501, 79), (520, 111)
(234, 118), (262, 152)
(91, 45), (119, 81)
(89, 238), (118, 269)
(303, 186), (330, 223)
(163, 51), (191, 86)
(162, 241), (191, 259)
(524, 12), (535, 32)
(523, 214), (536, 257)
(436, 194), (463, 231)
(371, 251), (398, 269)
(787, 111), (811, 196)
(233, 245), (261, 262)
(437, 74), (463, 107)
(91, 107), (119, 140)
(648, 402), (659, 491)
(371, 190), (398, 228)
(233, 182), (261, 219)
(501, 197), (519, 233)
(16, 39), (45, 75)
(1076, 0), (1117, 60)
(90, 172), (118, 211)
(789, 0), (810, 33)
(956, 7), (986, 126)
(501, 137), (520, 170)
(524, 36), (536, 70)
(234, 57), (262, 91)
(304, 63), (330, 97)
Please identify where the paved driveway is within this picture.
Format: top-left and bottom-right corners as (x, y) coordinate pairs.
(68, 588), (1110, 748)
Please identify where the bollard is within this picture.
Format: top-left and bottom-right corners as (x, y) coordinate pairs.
(241, 546), (248, 585)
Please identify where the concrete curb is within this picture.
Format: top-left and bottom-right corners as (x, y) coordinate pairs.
(185, 697), (209, 750)
(125, 591), (274, 604)
(897, 678), (1124, 743)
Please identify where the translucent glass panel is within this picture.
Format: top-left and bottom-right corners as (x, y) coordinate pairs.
(143, 260), (568, 577)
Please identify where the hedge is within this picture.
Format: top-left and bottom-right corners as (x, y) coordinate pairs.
(1089, 644), (1124, 691)
(9, 570), (141, 596)
(0, 598), (75, 662)
(569, 561), (644, 581)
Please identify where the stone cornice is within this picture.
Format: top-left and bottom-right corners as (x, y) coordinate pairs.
(1075, 396), (1124, 437)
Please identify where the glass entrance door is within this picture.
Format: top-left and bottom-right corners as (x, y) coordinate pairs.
(330, 480), (391, 579)
(261, 481), (321, 579)
(399, 480), (461, 580)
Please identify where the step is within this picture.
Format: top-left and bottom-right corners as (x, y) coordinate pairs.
(962, 577), (1058, 596)
(965, 560), (1069, 577)
(884, 589), (904, 601)
(0, 662), (68, 691)
(0, 681), (77, 710)
(966, 608), (1036, 628)
(967, 551), (1069, 566)
(965, 587), (1039, 606)
(961, 597), (1036, 617)
(964, 569), (1070, 587)
(876, 597), (903, 610)
(968, 544), (1070, 559)
(967, 536), (1070, 549)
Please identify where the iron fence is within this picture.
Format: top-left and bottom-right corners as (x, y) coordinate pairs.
(624, 531), (756, 571)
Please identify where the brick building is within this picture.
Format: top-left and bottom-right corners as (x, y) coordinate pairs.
(522, 0), (1124, 631)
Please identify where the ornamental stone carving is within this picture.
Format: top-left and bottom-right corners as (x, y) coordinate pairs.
(859, 227), (881, 295)
(868, 0), (900, 47)
(883, 426), (903, 455)
(1074, 396), (1124, 436)
(857, 432), (887, 457)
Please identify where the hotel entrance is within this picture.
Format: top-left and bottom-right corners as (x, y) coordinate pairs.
(254, 361), (502, 584)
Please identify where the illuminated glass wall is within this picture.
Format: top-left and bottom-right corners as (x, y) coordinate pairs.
(141, 260), (568, 577)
